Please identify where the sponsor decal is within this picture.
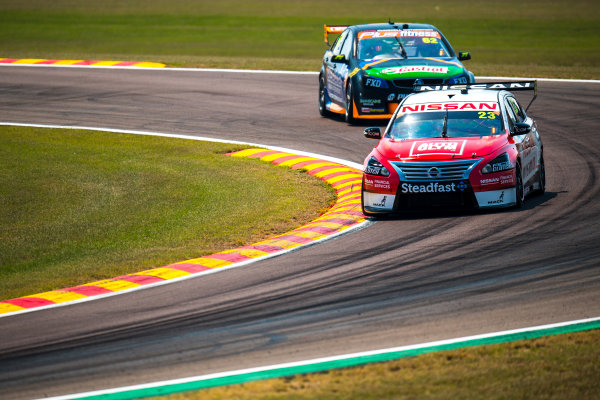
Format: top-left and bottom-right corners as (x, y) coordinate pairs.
(361, 99), (382, 106)
(364, 192), (396, 210)
(400, 102), (498, 113)
(365, 177), (392, 190)
(361, 107), (385, 113)
(327, 26), (347, 34)
(480, 174), (514, 186)
(491, 161), (512, 173)
(365, 166), (382, 175)
(480, 177), (500, 186)
(373, 195), (388, 207)
(381, 66), (448, 75)
(475, 188), (516, 208)
(399, 30), (441, 38)
(416, 81), (536, 92)
(359, 30), (441, 40)
(487, 191), (505, 205)
(325, 68), (345, 103)
(365, 78), (383, 88)
(409, 140), (467, 157)
(402, 182), (458, 193)
(500, 174), (514, 185)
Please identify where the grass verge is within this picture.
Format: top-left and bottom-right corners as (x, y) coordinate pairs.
(0, 126), (335, 300)
(155, 329), (600, 400)
(0, 0), (599, 79)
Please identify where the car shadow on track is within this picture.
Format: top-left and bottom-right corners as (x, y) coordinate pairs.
(366, 191), (559, 221)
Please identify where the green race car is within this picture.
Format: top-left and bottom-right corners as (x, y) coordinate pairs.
(319, 22), (475, 124)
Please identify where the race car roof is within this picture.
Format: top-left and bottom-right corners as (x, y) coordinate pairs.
(324, 22), (439, 44)
(350, 22), (438, 32)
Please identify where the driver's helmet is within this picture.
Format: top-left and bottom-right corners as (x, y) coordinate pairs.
(380, 38), (398, 53)
(360, 39), (382, 59)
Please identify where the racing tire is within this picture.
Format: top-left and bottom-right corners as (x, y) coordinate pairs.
(318, 75), (331, 117)
(535, 155), (546, 195)
(514, 163), (525, 208)
(345, 82), (357, 125)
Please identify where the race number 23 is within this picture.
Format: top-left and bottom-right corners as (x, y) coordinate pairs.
(478, 111), (496, 119)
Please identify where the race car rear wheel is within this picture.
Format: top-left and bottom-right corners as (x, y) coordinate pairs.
(318, 75), (331, 117)
(345, 82), (356, 125)
(535, 155), (546, 195)
(515, 162), (525, 208)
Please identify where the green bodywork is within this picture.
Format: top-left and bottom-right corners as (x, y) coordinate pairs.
(364, 63), (465, 80)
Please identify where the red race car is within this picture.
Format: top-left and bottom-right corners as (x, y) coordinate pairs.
(361, 81), (545, 216)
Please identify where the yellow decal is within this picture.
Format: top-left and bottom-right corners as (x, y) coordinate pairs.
(478, 111), (497, 119)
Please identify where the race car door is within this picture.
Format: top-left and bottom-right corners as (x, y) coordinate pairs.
(325, 29), (353, 108)
(504, 95), (539, 188)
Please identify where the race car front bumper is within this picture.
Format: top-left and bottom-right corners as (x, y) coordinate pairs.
(362, 159), (519, 213)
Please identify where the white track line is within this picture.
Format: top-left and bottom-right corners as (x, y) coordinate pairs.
(39, 316), (600, 400)
(1, 63), (599, 83)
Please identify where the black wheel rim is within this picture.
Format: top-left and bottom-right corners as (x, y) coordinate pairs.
(517, 167), (525, 203)
(319, 78), (325, 113)
(539, 159), (546, 192)
(345, 85), (352, 120)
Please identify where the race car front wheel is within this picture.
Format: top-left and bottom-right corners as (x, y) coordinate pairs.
(318, 75), (331, 117)
(345, 82), (356, 124)
(515, 162), (525, 208)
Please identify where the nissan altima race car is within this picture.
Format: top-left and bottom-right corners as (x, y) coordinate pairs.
(319, 22), (474, 124)
(361, 81), (545, 216)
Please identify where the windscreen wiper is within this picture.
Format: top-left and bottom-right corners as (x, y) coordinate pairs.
(394, 36), (408, 59)
(441, 107), (448, 137)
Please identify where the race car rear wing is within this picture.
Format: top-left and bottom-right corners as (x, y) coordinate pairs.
(415, 81), (538, 111)
(324, 24), (348, 45)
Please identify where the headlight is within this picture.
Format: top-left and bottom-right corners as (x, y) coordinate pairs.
(448, 74), (469, 84)
(481, 153), (513, 174)
(365, 156), (390, 177)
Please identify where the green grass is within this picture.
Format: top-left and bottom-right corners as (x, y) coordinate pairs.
(0, 0), (599, 78)
(0, 126), (335, 300)
(156, 329), (600, 400)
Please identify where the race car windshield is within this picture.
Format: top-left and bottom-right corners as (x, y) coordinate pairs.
(358, 31), (451, 60)
(387, 110), (502, 139)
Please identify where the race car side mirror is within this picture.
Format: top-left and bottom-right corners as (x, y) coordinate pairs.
(511, 122), (531, 136)
(364, 127), (382, 139)
(457, 51), (471, 61)
(331, 54), (348, 64)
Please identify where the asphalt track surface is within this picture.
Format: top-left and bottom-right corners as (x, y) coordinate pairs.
(1, 66), (599, 399)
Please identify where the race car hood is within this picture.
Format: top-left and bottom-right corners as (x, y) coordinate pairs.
(376, 135), (509, 161)
(361, 58), (465, 80)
